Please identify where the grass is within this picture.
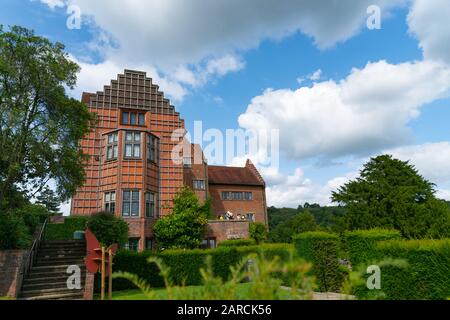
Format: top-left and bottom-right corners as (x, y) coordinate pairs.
(95, 283), (292, 300)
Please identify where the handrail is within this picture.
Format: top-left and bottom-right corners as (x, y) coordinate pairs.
(17, 218), (48, 297)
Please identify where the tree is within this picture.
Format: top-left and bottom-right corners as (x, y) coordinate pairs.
(153, 187), (209, 250)
(269, 211), (318, 243)
(0, 26), (94, 208)
(332, 155), (450, 238)
(249, 222), (267, 244)
(35, 186), (60, 214)
(87, 212), (129, 247)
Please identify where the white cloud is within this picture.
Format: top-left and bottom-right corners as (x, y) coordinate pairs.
(238, 60), (450, 160)
(59, 0), (404, 67)
(436, 189), (450, 201)
(265, 168), (357, 208)
(70, 57), (188, 102)
(309, 69), (322, 81)
(408, 0), (450, 64)
(39, 0), (64, 9)
(385, 142), (450, 185)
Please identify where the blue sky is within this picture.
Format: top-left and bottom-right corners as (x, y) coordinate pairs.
(2, 0), (450, 211)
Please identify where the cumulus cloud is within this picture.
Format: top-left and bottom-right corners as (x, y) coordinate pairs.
(35, 0), (407, 101)
(309, 69), (322, 81)
(238, 60), (450, 160)
(265, 168), (357, 207)
(385, 142), (450, 185)
(407, 0), (450, 64)
(58, 0), (404, 67)
(70, 57), (188, 102)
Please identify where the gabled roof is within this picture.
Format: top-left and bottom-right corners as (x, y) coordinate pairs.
(208, 160), (265, 187)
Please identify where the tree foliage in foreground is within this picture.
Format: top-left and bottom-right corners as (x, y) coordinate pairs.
(332, 155), (450, 238)
(153, 187), (209, 250)
(0, 25), (94, 209)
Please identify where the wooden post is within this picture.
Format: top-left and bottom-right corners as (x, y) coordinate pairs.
(108, 248), (113, 300)
(101, 246), (105, 300)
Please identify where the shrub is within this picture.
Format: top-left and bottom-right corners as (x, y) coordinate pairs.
(370, 239), (450, 300)
(294, 231), (345, 292)
(0, 213), (32, 249)
(153, 187), (208, 249)
(343, 229), (402, 267)
(87, 212), (128, 246)
(249, 222), (268, 244)
(110, 244), (295, 291)
(219, 239), (256, 247)
(44, 216), (88, 241)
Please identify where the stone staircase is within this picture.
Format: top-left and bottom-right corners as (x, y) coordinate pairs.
(20, 240), (87, 300)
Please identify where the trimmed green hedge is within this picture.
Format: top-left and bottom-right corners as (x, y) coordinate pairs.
(294, 232), (345, 292)
(372, 239), (450, 300)
(44, 216), (88, 241)
(110, 243), (295, 291)
(344, 229), (402, 266)
(218, 239), (256, 247)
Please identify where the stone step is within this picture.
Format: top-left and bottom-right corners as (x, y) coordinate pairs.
(22, 288), (85, 300)
(32, 264), (86, 273)
(27, 269), (87, 280)
(22, 280), (86, 291)
(25, 274), (86, 284)
(41, 240), (85, 246)
(24, 292), (84, 300)
(38, 248), (86, 255)
(35, 260), (85, 267)
(37, 254), (85, 261)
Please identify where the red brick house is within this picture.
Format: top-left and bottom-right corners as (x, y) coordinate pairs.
(71, 70), (267, 251)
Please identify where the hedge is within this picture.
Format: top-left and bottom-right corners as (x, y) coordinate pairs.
(294, 232), (345, 292)
(371, 239), (450, 300)
(109, 243), (295, 291)
(44, 216), (88, 241)
(343, 229), (402, 267)
(218, 239), (256, 247)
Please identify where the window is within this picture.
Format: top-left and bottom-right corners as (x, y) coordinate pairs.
(104, 191), (116, 213)
(122, 111), (146, 126)
(145, 192), (155, 218)
(145, 238), (153, 251)
(122, 190), (140, 217)
(193, 180), (205, 190)
(221, 191), (253, 201)
(246, 213), (255, 222)
(183, 157), (192, 168)
(138, 113), (145, 126)
(106, 133), (118, 160)
(233, 192), (243, 200)
(124, 131), (141, 158)
(124, 238), (139, 252)
(147, 134), (157, 162)
(201, 238), (216, 249)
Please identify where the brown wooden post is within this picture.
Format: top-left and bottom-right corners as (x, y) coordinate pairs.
(101, 246), (105, 300)
(108, 248), (113, 300)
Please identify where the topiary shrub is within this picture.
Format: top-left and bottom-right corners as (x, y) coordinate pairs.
(44, 216), (89, 241)
(343, 229), (402, 267)
(87, 212), (128, 246)
(371, 239), (450, 300)
(294, 231), (345, 292)
(219, 239), (256, 247)
(110, 243), (295, 291)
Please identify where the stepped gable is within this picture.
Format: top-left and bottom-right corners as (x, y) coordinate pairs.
(81, 69), (180, 116)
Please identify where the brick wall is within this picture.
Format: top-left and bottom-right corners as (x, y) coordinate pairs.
(0, 250), (27, 298)
(209, 184), (267, 225)
(205, 221), (250, 244)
